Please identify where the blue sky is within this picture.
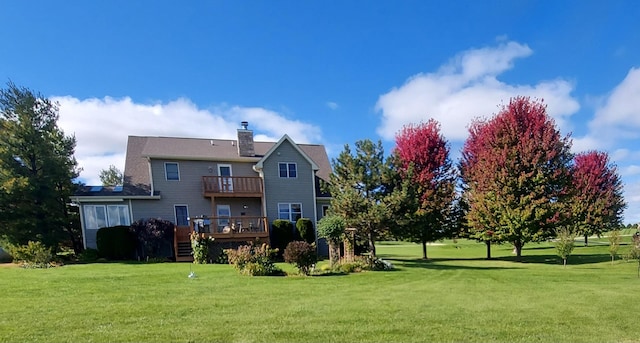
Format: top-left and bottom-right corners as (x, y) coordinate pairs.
(2, 1), (640, 223)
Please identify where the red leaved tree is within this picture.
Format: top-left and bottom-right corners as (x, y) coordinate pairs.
(392, 119), (457, 259)
(460, 97), (573, 258)
(570, 151), (625, 245)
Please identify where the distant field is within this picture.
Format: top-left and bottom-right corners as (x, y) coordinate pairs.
(1, 237), (639, 343)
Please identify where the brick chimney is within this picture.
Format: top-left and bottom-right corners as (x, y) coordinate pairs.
(237, 121), (255, 157)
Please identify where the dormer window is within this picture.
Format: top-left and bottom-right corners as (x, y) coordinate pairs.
(279, 162), (297, 178)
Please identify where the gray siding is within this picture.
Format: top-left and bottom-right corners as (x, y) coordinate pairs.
(262, 140), (317, 227)
(131, 159), (261, 224)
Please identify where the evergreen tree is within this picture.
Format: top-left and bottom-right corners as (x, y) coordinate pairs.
(0, 83), (81, 252)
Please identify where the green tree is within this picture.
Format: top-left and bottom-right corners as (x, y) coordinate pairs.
(460, 97), (573, 258)
(99, 164), (123, 186)
(555, 227), (575, 267)
(608, 229), (621, 264)
(317, 214), (345, 266)
(325, 140), (393, 258)
(0, 83), (80, 252)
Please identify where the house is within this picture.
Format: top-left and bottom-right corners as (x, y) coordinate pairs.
(71, 122), (332, 261)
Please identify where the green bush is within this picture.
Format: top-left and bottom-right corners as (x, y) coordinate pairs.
(77, 248), (99, 263)
(225, 243), (282, 276)
(271, 219), (294, 258)
(8, 241), (54, 268)
(295, 218), (315, 244)
(96, 226), (136, 260)
(283, 241), (317, 275)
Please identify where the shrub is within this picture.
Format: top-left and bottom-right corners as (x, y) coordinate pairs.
(130, 218), (175, 259)
(271, 219), (294, 259)
(226, 243), (282, 276)
(8, 241), (54, 268)
(190, 232), (215, 264)
(284, 241), (317, 275)
(295, 218), (315, 244)
(96, 226), (136, 260)
(331, 255), (394, 274)
(78, 248), (99, 263)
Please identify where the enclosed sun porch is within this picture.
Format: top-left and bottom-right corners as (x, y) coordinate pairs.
(174, 175), (270, 261)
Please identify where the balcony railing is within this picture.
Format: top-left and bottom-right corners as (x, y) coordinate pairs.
(202, 176), (263, 197)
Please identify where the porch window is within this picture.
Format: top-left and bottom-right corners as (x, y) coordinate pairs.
(165, 162), (180, 181)
(278, 203), (302, 222)
(83, 205), (107, 231)
(84, 204), (131, 230)
(174, 205), (189, 226)
(107, 205), (131, 226)
(279, 162), (297, 178)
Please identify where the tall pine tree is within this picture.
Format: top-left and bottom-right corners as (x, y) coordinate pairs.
(0, 83), (81, 252)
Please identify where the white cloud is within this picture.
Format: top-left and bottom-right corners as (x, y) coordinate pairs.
(586, 68), (640, 143)
(375, 41), (580, 141)
(326, 101), (339, 110)
(54, 96), (322, 185)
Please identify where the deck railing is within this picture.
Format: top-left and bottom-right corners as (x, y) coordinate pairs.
(202, 176), (263, 196)
(192, 216), (268, 234)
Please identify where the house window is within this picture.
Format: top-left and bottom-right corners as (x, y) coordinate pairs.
(107, 205), (131, 226)
(279, 162), (297, 178)
(322, 205), (330, 217)
(174, 205), (189, 226)
(84, 205), (131, 230)
(165, 162), (180, 181)
(278, 203), (302, 222)
(83, 205), (107, 231)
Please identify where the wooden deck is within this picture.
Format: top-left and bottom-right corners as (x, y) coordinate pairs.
(174, 217), (270, 262)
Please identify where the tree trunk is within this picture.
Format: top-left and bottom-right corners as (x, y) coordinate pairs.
(328, 241), (340, 267)
(421, 241), (428, 260)
(563, 258), (567, 267)
(368, 230), (376, 259)
(584, 235), (588, 246)
(485, 241), (491, 259)
(514, 240), (523, 260)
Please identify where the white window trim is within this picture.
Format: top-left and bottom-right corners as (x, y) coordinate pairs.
(278, 162), (298, 178)
(174, 204), (189, 227)
(278, 202), (302, 222)
(165, 162), (180, 181)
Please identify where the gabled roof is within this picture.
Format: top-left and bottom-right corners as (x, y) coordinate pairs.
(120, 135), (331, 195)
(254, 134), (319, 172)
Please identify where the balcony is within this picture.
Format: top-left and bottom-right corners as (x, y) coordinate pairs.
(202, 176), (263, 198)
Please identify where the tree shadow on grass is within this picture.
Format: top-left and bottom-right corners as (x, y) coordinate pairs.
(389, 258), (517, 270)
(495, 253), (612, 265)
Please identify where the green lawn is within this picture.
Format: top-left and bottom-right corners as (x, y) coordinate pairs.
(1, 239), (639, 343)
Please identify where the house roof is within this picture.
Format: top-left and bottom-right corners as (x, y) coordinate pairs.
(121, 135), (332, 195)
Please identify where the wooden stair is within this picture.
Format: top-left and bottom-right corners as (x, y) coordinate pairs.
(176, 242), (193, 262)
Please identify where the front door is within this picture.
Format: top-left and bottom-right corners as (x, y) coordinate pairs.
(217, 204), (231, 231)
(218, 164), (233, 192)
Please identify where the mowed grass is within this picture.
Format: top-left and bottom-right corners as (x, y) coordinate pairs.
(1, 238), (639, 343)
